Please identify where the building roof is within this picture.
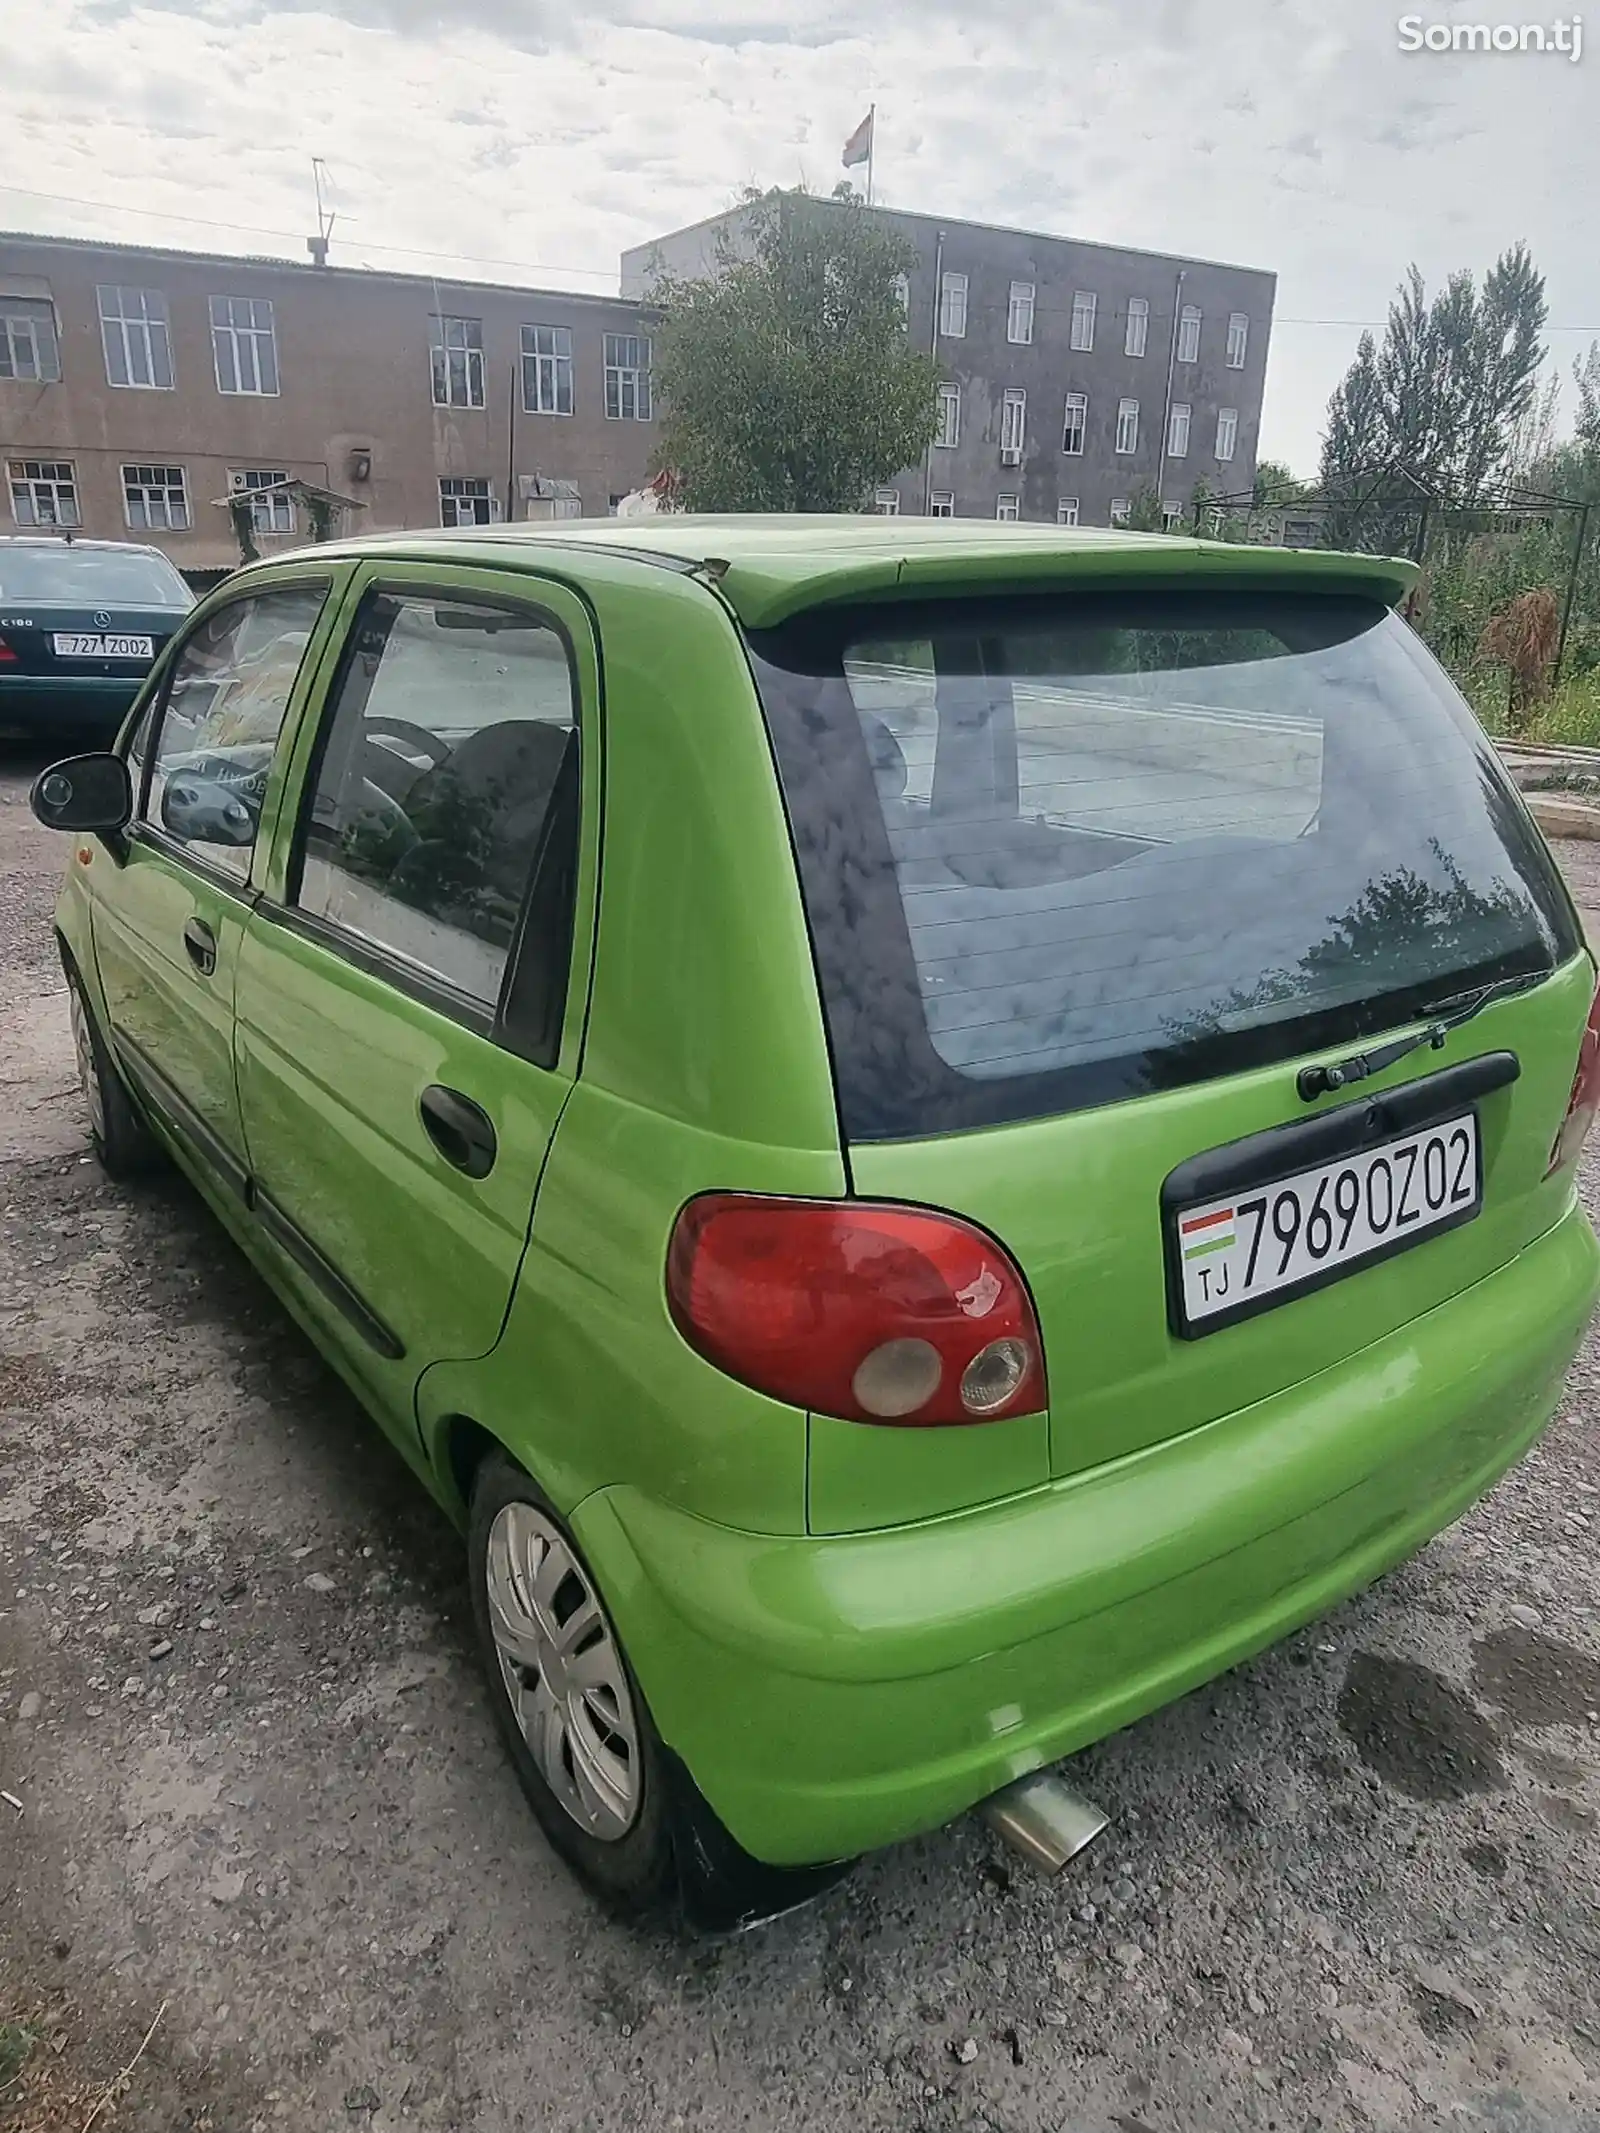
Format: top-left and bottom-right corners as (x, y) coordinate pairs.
(297, 513), (1415, 628)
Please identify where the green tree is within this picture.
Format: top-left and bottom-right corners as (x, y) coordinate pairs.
(1574, 340), (1600, 469)
(651, 189), (940, 512)
(1320, 246), (1547, 507)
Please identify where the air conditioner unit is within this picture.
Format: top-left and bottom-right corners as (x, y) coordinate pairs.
(1000, 446), (1023, 467)
(229, 470), (250, 491)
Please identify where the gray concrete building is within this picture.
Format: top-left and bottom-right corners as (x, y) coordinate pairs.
(0, 233), (660, 577)
(623, 199), (1276, 529)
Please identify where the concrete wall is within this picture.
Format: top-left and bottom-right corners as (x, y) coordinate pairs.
(0, 235), (660, 570)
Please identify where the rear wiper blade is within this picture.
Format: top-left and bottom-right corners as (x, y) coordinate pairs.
(1296, 973), (1543, 1103)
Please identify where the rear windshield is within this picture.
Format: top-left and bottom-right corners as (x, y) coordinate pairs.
(0, 545), (192, 607)
(748, 590), (1580, 1139)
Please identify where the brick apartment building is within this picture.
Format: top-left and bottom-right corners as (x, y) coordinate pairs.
(624, 200), (1275, 531)
(2, 202), (1274, 576)
(0, 232), (660, 576)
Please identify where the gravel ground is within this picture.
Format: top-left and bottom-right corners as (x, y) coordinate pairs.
(3, 747), (1600, 2133)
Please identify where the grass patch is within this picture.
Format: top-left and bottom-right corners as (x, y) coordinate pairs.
(1458, 665), (1600, 748)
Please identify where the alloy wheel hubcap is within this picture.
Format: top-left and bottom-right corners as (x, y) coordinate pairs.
(484, 1502), (641, 1841)
(69, 988), (105, 1143)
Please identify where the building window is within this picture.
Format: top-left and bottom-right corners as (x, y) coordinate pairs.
(604, 333), (652, 420)
(8, 458), (78, 527)
(122, 463), (189, 530)
(936, 383), (961, 450)
(1162, 501), (1184, 530)
(892, 272), (910, 321)
(1125, 298), (1148, 359)
(1168, 402), (1191, 457)
(1070, 290), (1096, 352)
(522, 324), (574, 415)
(1177, 305), (1201, 364)
(1061, 392), (1087, 455)
(430, 315), (485, 408)
(873, 488), (901, 515)
(1056, 497), (1079, 526)
(210, 295), (278, 396)
(1216, 407), (1239, 462)
(929, 491), (955, 518)
(232, 470), (294, 534)
(0, 299), (61, 384)
(1000, 388), (1027, 456)
(1226, 313), (1249, 369)
(1110, 498), (1130, 524)
(1115, 398), (1139, 455)
(939, 272), (968, 339)
(995, 493), (1020, 522)
(439, 477), (497, 527)
(1007, 281), (1035, 344)
(98, 286), (173, 390)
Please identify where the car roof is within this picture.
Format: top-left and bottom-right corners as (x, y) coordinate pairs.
(289, 514), (1424, 631)
(0, 534), (175, 558)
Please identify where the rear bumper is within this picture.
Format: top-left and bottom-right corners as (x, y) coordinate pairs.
(0, 676), (142, 743)
(575, 1197), (1600, 1866)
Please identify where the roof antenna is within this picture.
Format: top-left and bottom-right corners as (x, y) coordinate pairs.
(308, 158), (336, 268)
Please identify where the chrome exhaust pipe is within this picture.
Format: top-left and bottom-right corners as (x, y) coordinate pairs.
(979, 1770), (1108, 1874)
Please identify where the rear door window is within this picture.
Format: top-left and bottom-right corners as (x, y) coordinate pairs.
(293, 591), (578, 1016)
(750, 590), (1579, 1138)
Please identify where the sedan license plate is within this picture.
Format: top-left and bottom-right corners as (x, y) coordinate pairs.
(52, 633), (152, 659)
(1172, 1112), (1480, 1333)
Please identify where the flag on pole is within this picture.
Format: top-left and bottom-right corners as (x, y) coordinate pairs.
(842, 109), (874, 169)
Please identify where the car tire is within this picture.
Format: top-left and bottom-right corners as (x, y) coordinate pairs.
(467, 1455), (676, 1916)
(65, 963), (163, 1181)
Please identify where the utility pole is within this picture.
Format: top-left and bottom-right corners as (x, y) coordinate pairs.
(506, 361), (518, 524)
(922, 227), (944, 517)
(1156, 266), (1185, 524)
(307, 158), (335, 268)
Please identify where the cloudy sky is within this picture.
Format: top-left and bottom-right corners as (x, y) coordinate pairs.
(2, 0), (1595, 473)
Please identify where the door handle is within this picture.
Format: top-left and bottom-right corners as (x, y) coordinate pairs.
(182, 916), (217, 976)
(419, 1085), (497, 1179)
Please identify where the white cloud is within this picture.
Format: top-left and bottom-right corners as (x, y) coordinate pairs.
(0, 0), (1593, 472)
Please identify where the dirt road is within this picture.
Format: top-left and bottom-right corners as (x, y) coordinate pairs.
(4, 747), (1600, 2132)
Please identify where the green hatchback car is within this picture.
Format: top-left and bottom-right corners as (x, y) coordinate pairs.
(30, 517), (1600, 1926)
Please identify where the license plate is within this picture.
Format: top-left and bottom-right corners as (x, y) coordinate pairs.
(1172, 1112), (1481, 1333)
(52, 633), (152, 659)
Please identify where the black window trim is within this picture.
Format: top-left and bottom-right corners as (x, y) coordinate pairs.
(280, 577), (586, 1071)
(124, 573), (339, 891)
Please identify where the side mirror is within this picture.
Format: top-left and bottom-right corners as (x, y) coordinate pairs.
(30, 753), (132, 833)
(161, 776), (257, 848)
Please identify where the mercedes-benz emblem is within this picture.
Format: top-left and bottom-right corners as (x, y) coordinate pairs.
(93, 610), (112, 628)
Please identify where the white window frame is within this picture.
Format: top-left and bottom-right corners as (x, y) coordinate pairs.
(892, 272), (910, 322)
(929, 490), (955, 518)
(232, 470), (294, 535)
(939, 271), (968, 339)
(1070, 290), (1096, 352)
(1007, 281), (1035, 345)
(1177, 305), (1202, 364)
(1000, 388), (1027, 456)
(1162, 502), (1184, 531)
(1125, 297), (1148, 359)
(1056, 497), (1080, 526)
(8, 458), (78, 527)
(430, 315), (485, 409)
(0, 300), (61, 384)
(122, 463), (189, 531)
(438, 476), (499, 527)
(873, 488), (901, 515)
(603, 333), (652, 421)
(995, 493), (1020, 522)
(210, 294), (278, 396)
(936, 383), (961, 450)
(1115, 398), (1139, 455)
(1110, 498), (1130, 525)
(1226, 312), (1249, 369)
(1216, 407), (1239, 462)
(1168, 402), (1191, 457)
(1061, 392), (1087, 456)
(98, 285), (173, 390)
(522, 323), (574, 415)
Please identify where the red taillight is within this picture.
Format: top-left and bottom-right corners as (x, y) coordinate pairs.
(1548, 974), (1600, 1176)
(666, 1194), (1046, 1427)
(0, 635), (15, 664)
